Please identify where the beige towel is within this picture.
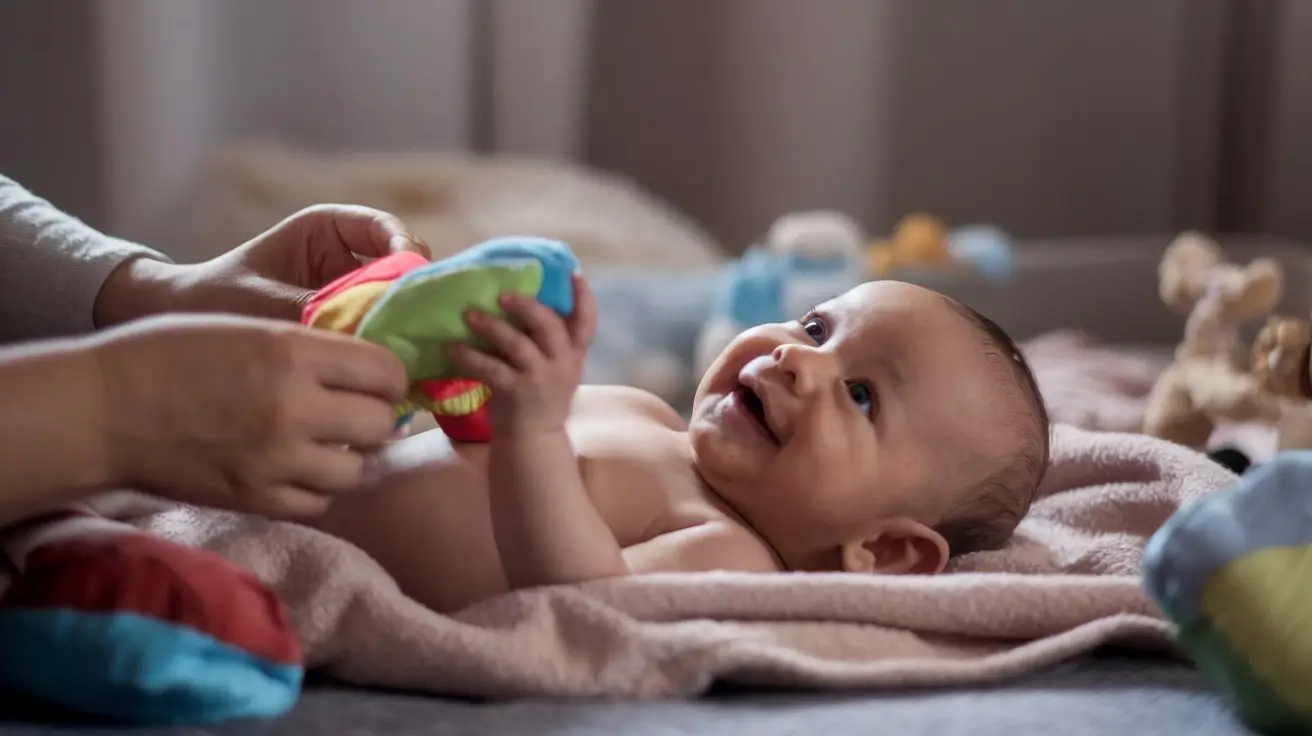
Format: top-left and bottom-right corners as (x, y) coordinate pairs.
(136, 423), (1233, 698)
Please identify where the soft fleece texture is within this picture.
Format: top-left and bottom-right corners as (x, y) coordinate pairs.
(119, 423), (1235, 698)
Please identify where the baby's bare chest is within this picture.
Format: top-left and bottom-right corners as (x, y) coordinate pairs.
(567, 415), (711, 543)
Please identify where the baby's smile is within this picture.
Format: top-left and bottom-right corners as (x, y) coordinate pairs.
(729, 383), (778, 444)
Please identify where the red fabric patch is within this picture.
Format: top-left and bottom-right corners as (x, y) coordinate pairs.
(415, 378), (493, 443)
(301, 251), (429, 326)
(417, 378), (488, 406)
(432, 410), (492, 443)
(0, 534), (301, 665)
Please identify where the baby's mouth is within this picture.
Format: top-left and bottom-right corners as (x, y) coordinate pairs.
(734, 385), (779, 444)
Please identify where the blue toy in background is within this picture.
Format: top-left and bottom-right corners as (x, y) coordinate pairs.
(694, 210), (1017, 376)
(695, 211), (865, 376)
(947, 225), (1016, 281)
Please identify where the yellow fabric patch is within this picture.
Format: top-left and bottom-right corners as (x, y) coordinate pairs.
(1202, 544), (1312, 719)
(307, 280), (393, 335)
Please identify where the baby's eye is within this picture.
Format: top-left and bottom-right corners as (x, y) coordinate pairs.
(801, 314), (827, 344)
(847, 381), (876, 417)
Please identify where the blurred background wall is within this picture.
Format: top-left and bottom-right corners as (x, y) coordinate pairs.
(1, 0), (1306, 259)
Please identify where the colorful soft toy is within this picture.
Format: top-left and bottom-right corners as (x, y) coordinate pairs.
(302, 236), (581, 441)
(0, 501), (303, 724)
(1144, 452), (1312, 735)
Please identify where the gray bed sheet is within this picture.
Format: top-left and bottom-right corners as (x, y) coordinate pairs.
(0, 653), (1251, 735)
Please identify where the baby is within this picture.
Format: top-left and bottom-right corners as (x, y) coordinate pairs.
(314, 276), (1050, 613)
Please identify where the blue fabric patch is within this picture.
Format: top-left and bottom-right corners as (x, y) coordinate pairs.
(1144, 451), (1312, 624)
(715, 246), (787, 326)
(397, 236), (579, 317)
(0, 609), (302, 724)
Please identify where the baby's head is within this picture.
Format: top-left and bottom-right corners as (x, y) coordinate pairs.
(688, 280), (1049, 575)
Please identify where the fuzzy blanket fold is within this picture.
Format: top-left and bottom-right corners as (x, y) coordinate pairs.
(127, 422), (1234, 698)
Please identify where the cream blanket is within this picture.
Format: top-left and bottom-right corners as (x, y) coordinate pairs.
(130, 423), (1234, 698)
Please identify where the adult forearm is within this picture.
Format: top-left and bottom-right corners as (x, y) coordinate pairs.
(0, 174), (172, 341)
(0, 339), (111, 525)
(489, 430), (626, 589)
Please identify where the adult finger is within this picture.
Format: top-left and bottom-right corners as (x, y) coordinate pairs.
(296, 330), (409, 401)
(499, 293), (570, 357)
(567, 274), (597, 349)
(283, 444), (369, 495)
(303, 204), (431, 260)
(302, 390), (400, 447)
(465, 309), (541, 371)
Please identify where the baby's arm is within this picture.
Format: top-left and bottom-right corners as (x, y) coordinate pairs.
(491, 437), (778, 587)
(488, 431), (625, 588)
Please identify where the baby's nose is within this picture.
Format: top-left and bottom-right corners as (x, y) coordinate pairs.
(772, 343), (831, 394)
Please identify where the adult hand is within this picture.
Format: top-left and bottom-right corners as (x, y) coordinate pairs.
(89, 314), (409, 519)
(95, 204), (431, 326)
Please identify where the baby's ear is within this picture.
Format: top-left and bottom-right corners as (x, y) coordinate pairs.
(841, 518), (949, 575)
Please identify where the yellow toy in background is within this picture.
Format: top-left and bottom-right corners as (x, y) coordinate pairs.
(866, 213), (953, 276)
(865, 213), (1015, 281)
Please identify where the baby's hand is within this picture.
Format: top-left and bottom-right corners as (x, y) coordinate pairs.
(451, 274), (596, 436)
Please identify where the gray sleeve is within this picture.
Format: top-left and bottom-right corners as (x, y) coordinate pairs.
(0, 174), (172, 343)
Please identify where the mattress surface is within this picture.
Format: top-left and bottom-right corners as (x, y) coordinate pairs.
(0, 654), (1246, 735)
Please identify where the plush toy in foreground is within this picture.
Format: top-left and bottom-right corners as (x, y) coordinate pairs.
(1142, 232), (1284, 448)
(1144, 452), (1312, 735)
(0, 500), (303, 725)
(302, 236), (580, 442)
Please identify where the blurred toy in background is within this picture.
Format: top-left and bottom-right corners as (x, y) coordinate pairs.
(694, 210), (866, 378)
(583, 287), (687, 406)
(1142, 231), (1284, 448)
(866, 213), (1016, 281)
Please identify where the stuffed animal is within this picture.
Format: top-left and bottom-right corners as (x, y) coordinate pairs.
(1142, 232), (1284, 448)
(302, 236), (580, 441)
(1248, 313), (1312, 453)
(865, 213), (1015, 281)
(1144, 451), (1312, 735)
(1252, 315), (1312, 399)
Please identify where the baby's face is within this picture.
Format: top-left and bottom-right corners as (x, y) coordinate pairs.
(688, 281), (1022, 571)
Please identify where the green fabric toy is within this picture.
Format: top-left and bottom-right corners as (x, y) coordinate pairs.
(301, 236), (580, 442)
(1144, 451), (1312, 735)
